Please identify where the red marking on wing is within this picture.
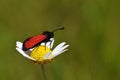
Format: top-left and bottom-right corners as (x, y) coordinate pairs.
(25, 34), (47, 49)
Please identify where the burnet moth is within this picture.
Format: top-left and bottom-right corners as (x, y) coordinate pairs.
(22, 27), (64, 51)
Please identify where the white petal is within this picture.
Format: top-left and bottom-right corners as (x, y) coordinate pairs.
(58, 49), (68, 55)
(41, 42), (45, 46)
(52, 49), (68, 58)
(50, 38), (54, 41)
(46, 38), (55, 48)
(40, 38), (55, 49)
(44, 52), (51, 59)
(16, 47), (35, 61)
(50, 38), (55, 48)
(49, 49), (68, 59)
(29, 48), (34, 51)
(16, 41), (23, 49)
(57, 44), (69, 53)
(44, 42), (69, 59)
(52, 42), (66, 55)
(46, 42), (51, 48)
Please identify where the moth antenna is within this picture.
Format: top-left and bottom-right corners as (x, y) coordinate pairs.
(52, 27), (64, 32)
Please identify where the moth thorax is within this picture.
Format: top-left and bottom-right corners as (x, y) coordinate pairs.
(43, 31), (54, 38)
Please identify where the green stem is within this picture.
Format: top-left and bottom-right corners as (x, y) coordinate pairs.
(41, 64), (47, 80)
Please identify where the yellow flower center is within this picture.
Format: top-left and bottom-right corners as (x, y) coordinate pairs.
(30, 46), (53, 64)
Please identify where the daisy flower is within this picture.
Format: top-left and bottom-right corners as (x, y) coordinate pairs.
(16, 38), (69, 64)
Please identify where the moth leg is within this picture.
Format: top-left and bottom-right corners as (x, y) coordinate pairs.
(44, 42), (47, 50)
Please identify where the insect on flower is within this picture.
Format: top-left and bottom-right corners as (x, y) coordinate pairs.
(16, 38), (69, 64)
(22, 27), (64, 51)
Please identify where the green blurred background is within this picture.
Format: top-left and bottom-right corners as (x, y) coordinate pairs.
(0, 0), (120, 80)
